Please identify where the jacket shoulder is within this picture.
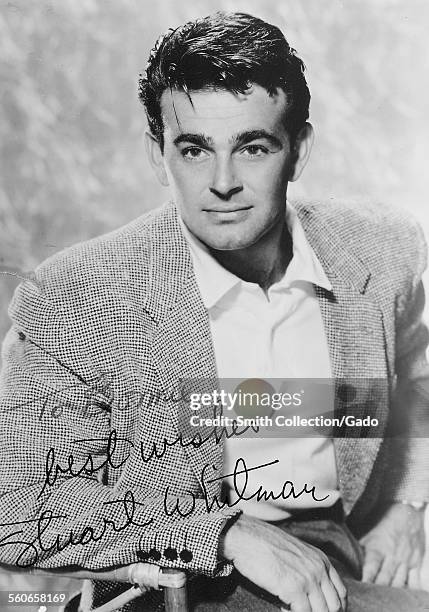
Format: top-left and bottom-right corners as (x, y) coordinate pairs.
(30, 203), (172, 304)
(294, 198), (427, 283)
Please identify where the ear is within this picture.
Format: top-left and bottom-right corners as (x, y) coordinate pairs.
(144, 130), (169, 187)
(288, 123), (314, 182)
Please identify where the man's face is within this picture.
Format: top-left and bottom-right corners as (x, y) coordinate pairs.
(151, 84), (297, 250)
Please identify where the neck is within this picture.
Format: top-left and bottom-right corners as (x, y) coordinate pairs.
(208, 220), (293, 292)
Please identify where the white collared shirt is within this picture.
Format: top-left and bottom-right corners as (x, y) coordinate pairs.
(179, 204), (340, 520)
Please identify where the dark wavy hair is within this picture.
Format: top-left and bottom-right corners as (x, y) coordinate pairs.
(138, 12), (310, 150)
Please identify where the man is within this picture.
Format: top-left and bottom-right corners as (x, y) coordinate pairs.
(0, 11), (429, 612)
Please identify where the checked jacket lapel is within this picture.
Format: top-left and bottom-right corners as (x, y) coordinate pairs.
(297, 203), (391, 514)
(147, 202), (223, 502)
(315, 284), (389, 514)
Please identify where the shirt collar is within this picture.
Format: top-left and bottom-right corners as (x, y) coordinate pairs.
(282, 204), (332, 291)
(178, 201), (332, 310)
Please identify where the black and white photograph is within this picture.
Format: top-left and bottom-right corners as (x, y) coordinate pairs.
(1, 1), (429, 611)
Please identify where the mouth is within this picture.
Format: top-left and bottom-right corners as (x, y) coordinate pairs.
(202, 206), (252, 222)
(203, 206), (252, 214)
(203, 206), (253, 225)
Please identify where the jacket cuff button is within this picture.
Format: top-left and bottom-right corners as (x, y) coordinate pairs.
(180, 549), (193, 563)
(137, 550), (150, 561)
(164, 547), (178, 561)
(149, 548), (161, 561)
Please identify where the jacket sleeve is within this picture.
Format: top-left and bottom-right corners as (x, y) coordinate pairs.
(0, 277), (238, 576)
(384, 219), (429, 502)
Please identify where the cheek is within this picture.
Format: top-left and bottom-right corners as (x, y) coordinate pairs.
(166, 160), (207, 195)
(270, 163), (291, 196)
(246, 154), (290, 180)
(246, 161), (289, 198)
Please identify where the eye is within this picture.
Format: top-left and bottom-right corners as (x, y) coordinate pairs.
(240, 144), (269, 158)
(181, 147), (209, 161)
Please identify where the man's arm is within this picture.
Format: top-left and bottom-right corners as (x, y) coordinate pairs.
(219, 513), (347, 612)
(0, 279), (236, 577)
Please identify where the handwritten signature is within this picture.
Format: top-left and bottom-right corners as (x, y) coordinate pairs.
(0, 456), (327, 567)
(0, 490), (153, 567)
(164, 456), (329, 517)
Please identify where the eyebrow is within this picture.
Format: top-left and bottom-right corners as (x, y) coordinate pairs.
(173, 130), (283, 150)
(173, 133), (214, 148)
(231, 130), (283, 149)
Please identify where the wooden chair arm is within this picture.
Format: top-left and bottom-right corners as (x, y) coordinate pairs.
(12, 564), (188, 612)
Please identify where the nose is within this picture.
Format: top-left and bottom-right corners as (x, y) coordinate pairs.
(209, 157), (243, 201)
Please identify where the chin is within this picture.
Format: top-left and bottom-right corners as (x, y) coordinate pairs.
(202, 232), (256, 252)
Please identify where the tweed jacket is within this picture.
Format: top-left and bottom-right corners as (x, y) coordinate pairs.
(0, 199), (428, 588)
